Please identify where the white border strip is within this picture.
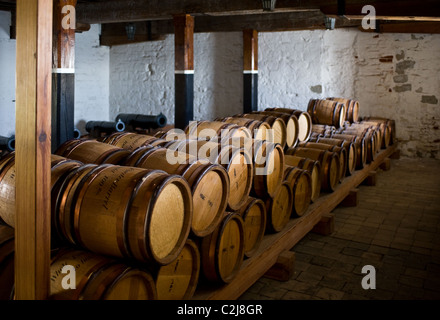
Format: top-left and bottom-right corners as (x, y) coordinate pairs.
(52, 68), (75, 74)
(175, 70), (195, 74)
(243, 70), (259, 74)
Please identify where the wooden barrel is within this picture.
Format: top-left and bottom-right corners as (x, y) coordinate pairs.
(49, 248), (157, 300)
(54, 164), (99, 244)
(235, 113), (287, 148)
(250, 140), (285, 198)
(0, 154), (83, 229)
(55, 139), (131, 165)
(154, 239), (200, 300)
(264, 108), (312, 142)
(0, 224), (14, 300)
(307, 99), (346, 129)
(298, 141), (347, 183)
(311, 124), (336, 137)
(265, 181), (293, 233)
(284, 166), (312, 217)
(215, 117), (271, 142)
(249, 111), (300, 148)
(185, 121), (252, 143)
(362, 117), (395, 146)
(0, 156), (16, 228)
(57, 165), (193, 265)
(103, 132), (169, 151)
(340, 128), (377, 163)
(286, 147), (340, 192)
(50, 158), (84, 245)
(167, 139), (253, 211)
(360, 119), (391, 149)
(327, 97), (360, 123)
(309, 137), (357, 176)
(345, 123), (382, 154)
(124, 146), (229, 237)
(331, 133), (367, 170)
(284, 155), (321, 202)
(236, 197), (267, 258)
(200, 212), (245, 284)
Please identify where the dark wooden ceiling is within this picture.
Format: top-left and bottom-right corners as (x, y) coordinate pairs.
(1, 0), (440, 44)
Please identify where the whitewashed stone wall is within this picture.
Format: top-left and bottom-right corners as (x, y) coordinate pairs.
(73, 24), (110, 134)
(0, 11), (109, 136)
(109, 28), (439, 158)
(1, 8), (438, 158)
(0, 11), (16, 137)
(109, 32), (243, 124)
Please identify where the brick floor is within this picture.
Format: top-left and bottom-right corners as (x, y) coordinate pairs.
(239, 157), (440, 300)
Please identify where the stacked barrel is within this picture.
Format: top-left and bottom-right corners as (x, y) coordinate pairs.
(0, 97), (396, 300)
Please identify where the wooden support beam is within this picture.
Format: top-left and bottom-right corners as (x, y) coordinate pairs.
(339, 188), (359, 207)
(379, 158), (391, 171)
(52, 0), (76, 152)
(15, 0), (52, 300)
(362, 171), (377, 186)
(102, 10), (329, 35)
(100, 21), (165, 46)
(243, 29), (258, 114)
(174, 14), (194, 130)
(390, 149), (400, 160)
(312, 213), (335, 235)
(264, 251), (296, 282)
(76, 0), (440, 24)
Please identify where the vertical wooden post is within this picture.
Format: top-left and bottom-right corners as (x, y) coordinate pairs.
(174, 14), (194, 130)
(52, 0), (76, 152)
(243, 29), (258, 114)
(15, 0), (53, 300)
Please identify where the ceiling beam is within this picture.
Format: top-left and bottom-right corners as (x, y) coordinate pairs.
(75, 0), (440, 24)
(100, 10), (356, 39)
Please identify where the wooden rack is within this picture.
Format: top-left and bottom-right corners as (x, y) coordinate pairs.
(193, 143), (398, 300)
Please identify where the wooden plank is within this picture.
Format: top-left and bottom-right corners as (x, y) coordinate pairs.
(76, 0), (440, 24)
(15, 0), (52, 300)
(193, 143), (397, 300)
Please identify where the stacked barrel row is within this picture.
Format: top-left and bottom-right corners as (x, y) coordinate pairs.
(0, 152), (199, 300)
(0, 98), (396, 300)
